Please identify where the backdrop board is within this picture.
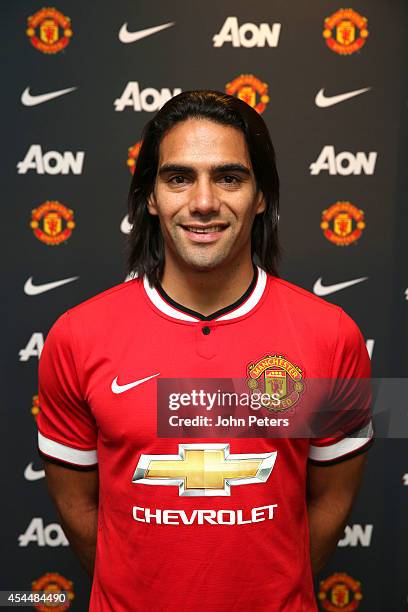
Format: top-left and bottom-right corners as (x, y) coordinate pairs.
(1, 1), (407, 610)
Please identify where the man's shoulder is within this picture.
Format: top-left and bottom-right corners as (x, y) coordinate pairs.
(270, 275), (342, 316)
(74, 278), (140, 309)
(268, 275), (365, 349)
(58, 278), (143, 327)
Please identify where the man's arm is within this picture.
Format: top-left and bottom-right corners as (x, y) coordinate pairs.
(306, 452), (367, 575)
(43, 460), (99, 577)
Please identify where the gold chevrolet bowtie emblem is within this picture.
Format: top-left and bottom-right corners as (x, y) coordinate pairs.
(132, 444), (277, 496)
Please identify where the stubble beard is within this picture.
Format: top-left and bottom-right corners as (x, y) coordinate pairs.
(168, 225), (235, 272)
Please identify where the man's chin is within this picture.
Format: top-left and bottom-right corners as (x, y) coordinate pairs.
(169, 237), (236, 272)
(179, 251), (230, 272)
(183, 260), (225, 272)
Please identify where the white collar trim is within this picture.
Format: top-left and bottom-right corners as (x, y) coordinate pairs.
(143, 265), (267, 322)
(216, 267), (267, 321)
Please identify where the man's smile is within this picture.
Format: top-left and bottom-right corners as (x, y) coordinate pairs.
(179, 223), (229, 243)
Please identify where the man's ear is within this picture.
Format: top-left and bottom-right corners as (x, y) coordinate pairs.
(147, 191), (158, 216)
(255, 191), (266, 215)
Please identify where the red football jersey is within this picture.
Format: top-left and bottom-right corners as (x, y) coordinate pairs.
(37, 266), (373, 611)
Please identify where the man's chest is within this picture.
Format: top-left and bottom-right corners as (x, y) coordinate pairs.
(80, 320), (329, 447)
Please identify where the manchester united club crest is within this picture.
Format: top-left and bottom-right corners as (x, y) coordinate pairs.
(318, 572), (363, 611)
(323, 9), (369, 55)
(127, 141), (142, 174)
(31, 394), (40, 421)
(32, 572), (74, 611)
(225, 74), (270, 114)
(321, 201), (365, 246)
(26, 8), (73, 54)
(246, 354), (304, 412)
(30, 201), (75, 245)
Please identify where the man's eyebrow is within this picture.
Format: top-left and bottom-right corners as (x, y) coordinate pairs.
(158, 163), (252, 176)
(158, 164), (193, 176)
(214, 163), (251, 175)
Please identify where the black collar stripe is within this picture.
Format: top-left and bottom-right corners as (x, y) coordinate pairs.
(155, 265), (258, 321)
(143, 265), (267, 322)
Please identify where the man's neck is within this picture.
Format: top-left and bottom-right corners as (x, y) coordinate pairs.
(159, 258), (256, 317)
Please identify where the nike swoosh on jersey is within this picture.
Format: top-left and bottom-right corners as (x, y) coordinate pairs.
(24, 462), (45, 481)
(313, 277), (368, 296)
(118, 22), (175, 44)
(21, 86), (77, 107)
(315, 87), (371, 108)
(111, 373), (160, 394)
(24, 276), (79, 296)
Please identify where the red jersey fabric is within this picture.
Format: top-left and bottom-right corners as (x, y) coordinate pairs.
(37, 266), (373, 612)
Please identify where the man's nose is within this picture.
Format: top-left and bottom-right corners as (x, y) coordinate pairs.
(188, 176), (220, 215)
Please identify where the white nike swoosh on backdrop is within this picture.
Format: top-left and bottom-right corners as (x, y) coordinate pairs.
(24, 276), (79, 296)
(24, 462), (45, 481)
(125, 272), (138, 282)
(111, 373), (160, 394)
(119, 22), (175, 44)
(21, 86), (77, 107)
(315, 87), (371, 108)
(313, 277), (368, 296)
(120, 214), (132, 234)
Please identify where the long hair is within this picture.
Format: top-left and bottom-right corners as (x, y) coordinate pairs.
(127, 90), (280, 286)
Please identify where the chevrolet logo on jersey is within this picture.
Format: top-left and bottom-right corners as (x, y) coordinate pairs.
(132, 443), (277, 496)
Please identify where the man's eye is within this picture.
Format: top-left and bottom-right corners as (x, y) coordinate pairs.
(222, 175), (239, 184)
(169, 175), (186, 184)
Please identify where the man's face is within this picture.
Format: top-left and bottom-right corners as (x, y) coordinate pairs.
(148, 118), (265, 272)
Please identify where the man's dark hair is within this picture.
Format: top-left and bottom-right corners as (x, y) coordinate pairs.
(127, 90), (280, 286)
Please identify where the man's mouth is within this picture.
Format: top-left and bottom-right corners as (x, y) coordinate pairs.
(182, 224), (227, 233)
(180, 224), (229, 242)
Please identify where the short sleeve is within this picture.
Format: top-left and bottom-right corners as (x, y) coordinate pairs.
(37, 312), (98, 469)
(308, 309), (374, 465)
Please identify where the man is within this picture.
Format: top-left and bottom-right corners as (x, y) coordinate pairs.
(37, 90), (373, 611)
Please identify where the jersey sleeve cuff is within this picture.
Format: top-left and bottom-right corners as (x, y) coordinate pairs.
(308, 421), (374, 464)
(38, 431), (98, 467)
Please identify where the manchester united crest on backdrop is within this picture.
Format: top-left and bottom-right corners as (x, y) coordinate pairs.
(318, 572), (363, 611)
(31, 394), (40, 421)
(127, 141), (142, 174)
(323, 9), (369, 55)
(31, 572), (74, 611)
(26, 8), (73, 54)
(30, 201), (75, 245)
(225, 74), (270, 114)
(321, 202), (365, 246)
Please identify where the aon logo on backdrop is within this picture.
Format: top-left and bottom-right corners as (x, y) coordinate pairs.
(213, 17), (281, 48)
(310, 146), (377, 175)
(114, 82), (182, 112)
(17, 145), (84, 175)
(338, 524), (373, 547)
(19, 332), (44, 361)
(18, 518), (69, 547)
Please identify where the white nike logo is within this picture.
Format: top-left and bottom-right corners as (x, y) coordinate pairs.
(313, 277), (368, 296)
(21, 86), (77, 107)
(111, 373), (160, 394)
(120, 214), (132, 234)
(119, 22), (175, 44)
(24, 462), (45, 481)
(315, 87), (371, 108)
(24, 276), (79, 296)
